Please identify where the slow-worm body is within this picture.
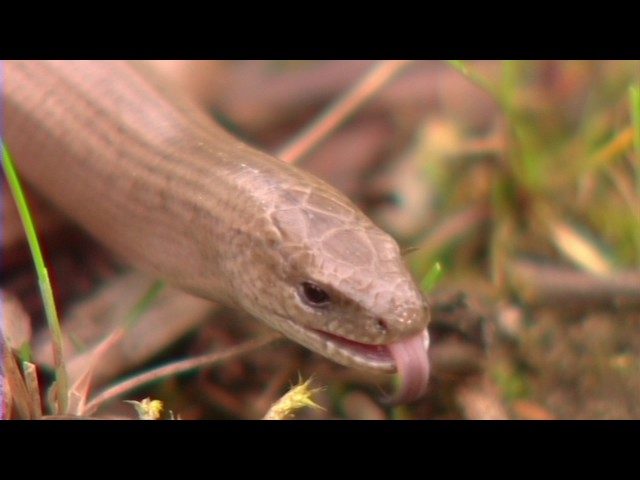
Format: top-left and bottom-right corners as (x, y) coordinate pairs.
(3, 60), (430, 402)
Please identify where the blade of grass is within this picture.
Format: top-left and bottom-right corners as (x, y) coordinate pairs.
(631, 84), (640, 196)
(588, 125), (635, 170)
(1, 142), (69, 414)
(548, 219), (613, 275)
(630, 84), (640, 262)
(420, 262), (443, 294)
(446, 60), (498, 99)
(123, 280), (165, 329)
(629, 83), (640, 162)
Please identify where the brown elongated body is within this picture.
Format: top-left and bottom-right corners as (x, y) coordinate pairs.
(3, 60), (430, 401)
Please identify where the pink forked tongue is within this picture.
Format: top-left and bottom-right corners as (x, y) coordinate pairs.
(387, 330), (430, 404)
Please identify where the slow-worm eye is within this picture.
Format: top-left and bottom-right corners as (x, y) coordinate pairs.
(298, 281), (331, 308)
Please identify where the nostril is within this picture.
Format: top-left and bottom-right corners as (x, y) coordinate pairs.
(375, 318), (388, 334)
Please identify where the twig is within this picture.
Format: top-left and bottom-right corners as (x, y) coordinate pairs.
(508, 259), (640, 311)
(277, 60), (414, 164)
(82, 332), (282, 416)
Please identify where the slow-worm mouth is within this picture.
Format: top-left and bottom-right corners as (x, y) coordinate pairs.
(278, 316), (396, 372)
(279, 317), (431, 403)
(310, 328), (395, 365)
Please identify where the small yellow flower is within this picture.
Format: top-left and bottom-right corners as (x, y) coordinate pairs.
(263, 377), (324, 420)
(125, 397), (164, 420)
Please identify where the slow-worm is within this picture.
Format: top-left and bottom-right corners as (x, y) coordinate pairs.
(3, 60), (430, 402)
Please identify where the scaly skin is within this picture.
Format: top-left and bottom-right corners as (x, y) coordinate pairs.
(3, 60), (431, 400)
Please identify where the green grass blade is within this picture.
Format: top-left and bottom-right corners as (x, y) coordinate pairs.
(125, 280), (166, 329)
(420, 261), (443, 293)
(1, 142), (70, 414)
(446, 60), (497, 99)
(630, 84), (640, 261)
(631, 84), (640, 191)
